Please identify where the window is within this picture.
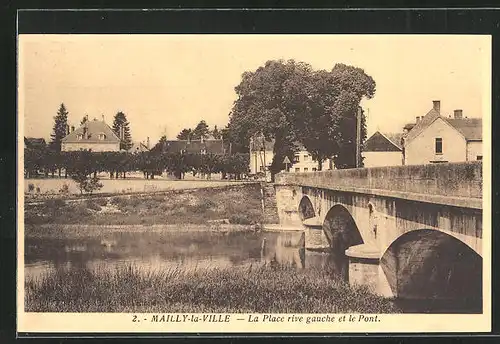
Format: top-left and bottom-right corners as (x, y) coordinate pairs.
(303, 168), (308, 172)
(477, 155), (483, 161)
(303, 154), (309, 161)
(312, 168), (317, 172)
(295, 167), (300, 172)
(293, 155), (300, 163)
(435, 138), (443, 154)
(98, 133), (106, 140)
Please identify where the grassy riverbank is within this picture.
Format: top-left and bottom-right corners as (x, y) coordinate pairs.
(25, 184), (266, 226)
(25, 264), (400, 313)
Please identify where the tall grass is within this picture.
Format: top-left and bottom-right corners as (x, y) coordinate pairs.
(25, 264), (400, 313)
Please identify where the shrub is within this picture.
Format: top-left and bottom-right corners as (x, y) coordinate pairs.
(44, 199), (66, 209)
(93, 198), (109, 207)
(72, 173), (103, 195)
(59, 183), (70, 194)
(85, 200), (102, 212)
(229, 214), (253, 225)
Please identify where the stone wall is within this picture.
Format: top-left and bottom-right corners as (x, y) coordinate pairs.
(275, 161), (482, 205)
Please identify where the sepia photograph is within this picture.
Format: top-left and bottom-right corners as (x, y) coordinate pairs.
(17, 33), (491, 333)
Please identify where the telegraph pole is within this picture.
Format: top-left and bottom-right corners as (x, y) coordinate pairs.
(356, 106), (362, 168)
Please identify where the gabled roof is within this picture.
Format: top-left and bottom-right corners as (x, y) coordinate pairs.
(129, 141), (149, 153)
(404, 108), (441, 142)
(443, 118), (482, 141)
(62, 119), (120, 143)
(364, 132), (403, 152)
(24, 137), (46, 148)
(405, 105), (482, 143)
(160, 139), (226, 154)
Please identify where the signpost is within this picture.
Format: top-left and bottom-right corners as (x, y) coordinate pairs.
(283, 156), (291, 172)
(356, 106), (362, 168)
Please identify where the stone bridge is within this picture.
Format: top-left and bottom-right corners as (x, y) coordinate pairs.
(273, 161), (483, 306)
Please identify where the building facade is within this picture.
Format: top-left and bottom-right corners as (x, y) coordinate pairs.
(61, 118), (121, 152)
(362, 131), (403, 167)
(249, 136), (333, 175)
(157, 138), (227, 155)
(403, 101), (482, 165)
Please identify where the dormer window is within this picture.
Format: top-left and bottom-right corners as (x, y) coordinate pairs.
(98, 133), (106, 140)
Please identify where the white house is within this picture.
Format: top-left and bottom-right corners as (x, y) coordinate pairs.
(61, 117), (121, 152)
(249, 135), (333, 176)
(403, 100), (482, 165)
(362, 131), (403, 167)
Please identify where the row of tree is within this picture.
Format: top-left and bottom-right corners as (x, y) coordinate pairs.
(50, 104), (134, 151)
(24, 149), (250, 180)
(226, 59), (375, 178)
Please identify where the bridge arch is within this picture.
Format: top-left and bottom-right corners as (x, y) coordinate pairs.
(298, 195), (315, 221)
(381, 229), (482, 313)
(321, 205), (364, 280)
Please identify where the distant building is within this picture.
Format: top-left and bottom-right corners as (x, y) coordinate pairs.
(249, 135), (334, 175)
(362, 131), (403, 167)
(403, 100), (482, 165)
(129, 138), (150, 154)
(24, 137), (46, 150)
(157, 137), (227, 155)
(61, 117), (121, 152)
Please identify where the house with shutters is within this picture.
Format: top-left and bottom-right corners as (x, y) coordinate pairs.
(403, 100), (483, 165)
(61, 117), (121, 152)
(362, 131), (404, 167)
(249, 135), (334, 176)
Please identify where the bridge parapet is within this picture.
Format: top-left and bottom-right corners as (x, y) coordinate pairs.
(275, 161), (482, 209)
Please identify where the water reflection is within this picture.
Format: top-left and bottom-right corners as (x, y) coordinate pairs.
(26, 229), (343, 281)
(23, 227), (479, 313)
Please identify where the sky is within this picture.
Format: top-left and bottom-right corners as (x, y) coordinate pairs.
(19, 34), (490, 146)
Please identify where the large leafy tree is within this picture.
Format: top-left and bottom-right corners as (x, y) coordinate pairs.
(50, 103), (69, 152)
(112, 111), (133, 151)
(287, 64), (374, 170)
(228, 59), (312, 179)
(228, 60), (375, 173)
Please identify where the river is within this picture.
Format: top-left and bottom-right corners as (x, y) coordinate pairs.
(24, 228), (480, 314)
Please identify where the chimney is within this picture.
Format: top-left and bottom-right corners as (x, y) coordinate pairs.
(147, 137), (150, 149)
(433, 100), (441, 113)
(454, 109), (463, 119)
(101, 114), (105, 122)
(416, 116), (421, 124)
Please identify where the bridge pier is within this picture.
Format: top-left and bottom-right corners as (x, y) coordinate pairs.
(345, 244), (393, 297)
(302, 217), (329, 250)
